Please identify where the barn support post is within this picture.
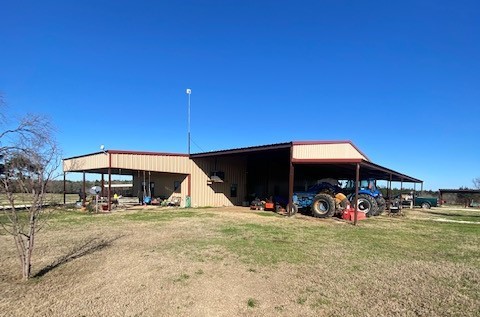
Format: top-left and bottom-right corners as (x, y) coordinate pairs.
(82, 172), (86, 207)
(63, 172), (66, 205)
(101, 174), (105, 198)
(399, 179), (403, 211)
(388, 173), (392, 204)
(354, 163), (360, 225)
(288, 145), (295, 216)
(108, 152), (112, 211)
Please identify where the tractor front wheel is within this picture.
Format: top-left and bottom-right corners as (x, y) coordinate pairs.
(353, 194), (379, 216)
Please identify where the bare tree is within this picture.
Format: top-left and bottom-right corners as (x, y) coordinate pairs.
(473, 177), (480, 190)
(0, 112), (60, 280)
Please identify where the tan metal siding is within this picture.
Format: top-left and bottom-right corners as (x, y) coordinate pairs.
(111, 153), (189, 174)
(64, 153), (189, 174)
(150, 173), (188, 205)
(132, 172), (189, 207)
(63, 153), (108, 172)
(189, 157), (247, 207)
(292, 144), (368, 161)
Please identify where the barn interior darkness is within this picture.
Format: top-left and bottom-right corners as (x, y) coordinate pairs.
(246, 148), (290, 202)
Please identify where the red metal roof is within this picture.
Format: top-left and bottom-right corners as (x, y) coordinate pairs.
(63, 149), (188, 160)
(189, 142), (292, 157)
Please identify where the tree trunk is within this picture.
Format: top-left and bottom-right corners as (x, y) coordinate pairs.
(14, 234), (27, 280)
(13, 212), (37, 281)
(18, 235), (34, 281)
(23, 249), (31, 281)
(26, 214), (36, 280)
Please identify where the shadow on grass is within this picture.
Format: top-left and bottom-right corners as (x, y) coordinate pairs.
(33, 235), (125, 278)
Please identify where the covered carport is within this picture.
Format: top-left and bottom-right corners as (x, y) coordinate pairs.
(292, 160), (423, 200)
(291, 159), (422, 222)
(62, 150), (191, 211)
(290, 141), (422, 222)
(191, 141), (422, 223)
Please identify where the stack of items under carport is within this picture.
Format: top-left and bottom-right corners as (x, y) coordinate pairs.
(249, 198), (275, 211)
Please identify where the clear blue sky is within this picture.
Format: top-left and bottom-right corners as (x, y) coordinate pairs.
(1, 1), (479, 190)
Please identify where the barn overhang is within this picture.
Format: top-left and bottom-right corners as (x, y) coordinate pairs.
(62, 150), (191, 210)
(191, 141), (422, 183)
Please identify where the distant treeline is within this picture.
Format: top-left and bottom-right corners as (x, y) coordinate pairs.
(45, 180), (132, 194)
(378, 188), (439, 197)
(378, 187), (480, 205)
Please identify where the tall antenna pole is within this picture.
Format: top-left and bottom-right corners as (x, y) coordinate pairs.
(186, 88), (192, 155)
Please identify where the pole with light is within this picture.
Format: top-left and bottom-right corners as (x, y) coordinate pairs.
(186, 88), (192, 155)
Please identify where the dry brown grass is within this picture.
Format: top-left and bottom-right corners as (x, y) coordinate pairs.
(0, 206), (479, 316)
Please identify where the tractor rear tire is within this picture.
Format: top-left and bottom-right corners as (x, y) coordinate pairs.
(353, 194), (379, 217)
(376, 197), (386, 215)
(311, 193), (335, 218)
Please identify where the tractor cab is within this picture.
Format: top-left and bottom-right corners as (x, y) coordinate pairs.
(343, 178), (382, 198)
(361, 179), (380, 195)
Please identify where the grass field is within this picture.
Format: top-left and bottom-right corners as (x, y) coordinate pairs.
(0, 206), (479, 316)
(0, 193), (79, 207)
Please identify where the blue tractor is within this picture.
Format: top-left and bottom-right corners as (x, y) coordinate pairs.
(342, 178), (386, 216)
(292, 180), (349, 218)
